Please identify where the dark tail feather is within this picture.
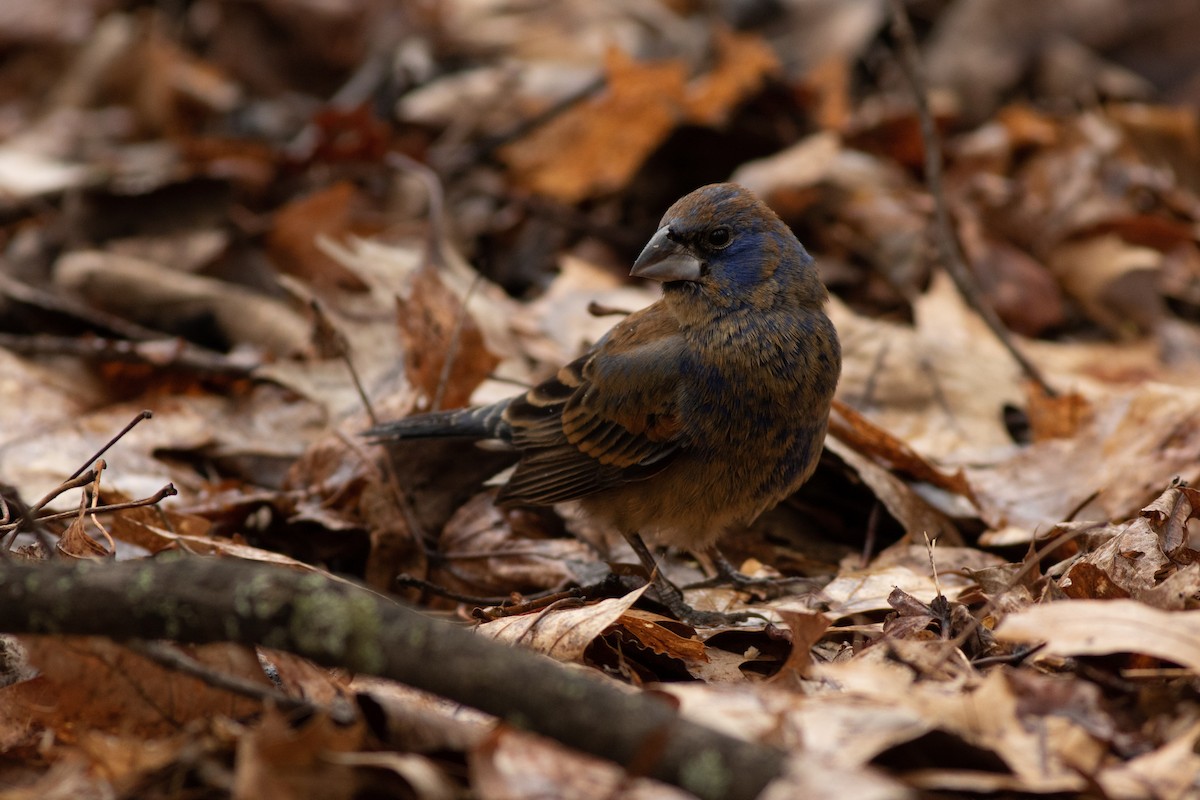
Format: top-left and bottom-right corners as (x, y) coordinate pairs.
(364, 400), (512, 442)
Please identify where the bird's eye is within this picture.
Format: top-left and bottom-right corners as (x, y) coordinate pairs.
(705, 226), (733, 249)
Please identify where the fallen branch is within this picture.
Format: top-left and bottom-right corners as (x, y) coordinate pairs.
(0, 554), (786, 800)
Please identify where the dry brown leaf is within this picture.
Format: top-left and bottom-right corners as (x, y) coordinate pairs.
(325, 751), (459, 800)
(13, 638), (266, 737)
(684, 28), (780, 126)
(0, 397), (216, 515)
(614, 610), (708, 664)
(828, 274), (1024, 467)
(398, 265), (500, 411)
(476, 586), (648, 663)
(829, 400), (975, 499)
(1066, 516), (1170, 598)
(817, 663), (1101, 793)
(435, 492), (592, 597)
(74, 730), (191, 792)
(1060, 561), (1132, 600)
(106, 516), (385, 600)
(103, 18), (239, 136)
(1023, 380), (1092, 440)
(769, 611), (831, 685)
(233, 706), (364, 800)
(259, 648), (351, 711)
(268, 181), (373, 292)
(56, 511), (113, 559)
(500, 48), (686, 203)
(962, 236), (1067, 337)
(1108, 103), (1200, 196)
(348, 676), (492, 754)
(967, 384), (1200, 533)
(512, 254), (658, 370)
(501, 30), (778, 203)
(811, 566), (955, 620)
(1140, 563), (1200, 611)
(995, 599), (1200, 671)
(824, 435), (963, 544)
(759, 754), (911, 800)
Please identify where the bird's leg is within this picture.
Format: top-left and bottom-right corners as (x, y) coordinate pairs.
(712, 548), (754, 585)
(621, 532), (752, 626)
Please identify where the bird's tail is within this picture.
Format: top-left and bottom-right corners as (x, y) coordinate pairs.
(364, 399), (512, 442)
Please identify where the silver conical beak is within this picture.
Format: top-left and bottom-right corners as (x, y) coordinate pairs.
(629, 227), (702, 282)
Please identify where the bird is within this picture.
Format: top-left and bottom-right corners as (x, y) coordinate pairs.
(367, 183), (841, 625)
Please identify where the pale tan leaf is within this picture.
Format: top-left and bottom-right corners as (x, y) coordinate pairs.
(995, 599), (1200, 671)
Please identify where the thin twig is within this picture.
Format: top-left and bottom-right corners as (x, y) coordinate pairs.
(887, 0), (1056, 397)
(0, 272), (165, 342)
(69, 409), (152, 481)
(127, 641), (331, 719)
(0, 333), (257, 378)
(394, 573), (524, 606)
(1, 470), (95, 550)
(0, 484), (178, 533)
(310, 298), (380, 427)
(457, 75), (605, 171)
(861, 502), (881, 568)
(942, 525), (1092, 667)
(336, 430), (432, 548)
(387, 151), (447, 270)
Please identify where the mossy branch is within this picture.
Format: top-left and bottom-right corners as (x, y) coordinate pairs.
(0, 553), (785, 800)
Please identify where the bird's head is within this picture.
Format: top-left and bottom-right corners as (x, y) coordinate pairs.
(630, 183), (826, 317)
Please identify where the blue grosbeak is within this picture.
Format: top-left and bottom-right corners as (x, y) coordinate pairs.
(368, 183), (841, 624)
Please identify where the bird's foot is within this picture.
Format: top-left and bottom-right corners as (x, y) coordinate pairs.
(621, 531), (764, 626)
(649, 572), (762, 627)
(685, 550), (819, 600)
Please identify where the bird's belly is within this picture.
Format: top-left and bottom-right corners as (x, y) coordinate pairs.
(580, 449), (794, 551)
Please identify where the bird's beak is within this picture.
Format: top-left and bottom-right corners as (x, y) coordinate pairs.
(630, 226), (702, 282)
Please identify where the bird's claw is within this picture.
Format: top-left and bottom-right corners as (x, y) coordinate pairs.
(648, 573), (762, 627)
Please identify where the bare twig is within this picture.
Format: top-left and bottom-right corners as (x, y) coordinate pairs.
(861, 502), (882, 568)
(127, 641), (339, 720)
(943, 524), (1092, 666)
(1, 470), (95, 550)
(387, 151), (447, 270)
(394, 573), (517, 606)
(69, 409), (152, 482)
(0, 484), (178, 533)
(310, 298), (380, 427)
(0, 272), (165, 342)
(0, 333), (257, 378)
(887, 0), (1056, 397)
(456, 74), (606, 173)
(587, 301), (636, 318)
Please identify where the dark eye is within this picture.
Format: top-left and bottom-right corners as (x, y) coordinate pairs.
(705, 226), (733, 249)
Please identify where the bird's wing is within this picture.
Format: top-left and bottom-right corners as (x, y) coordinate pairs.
(497, 306), (688, 506)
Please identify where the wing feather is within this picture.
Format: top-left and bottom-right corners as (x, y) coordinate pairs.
(495, 305), (689, 506)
